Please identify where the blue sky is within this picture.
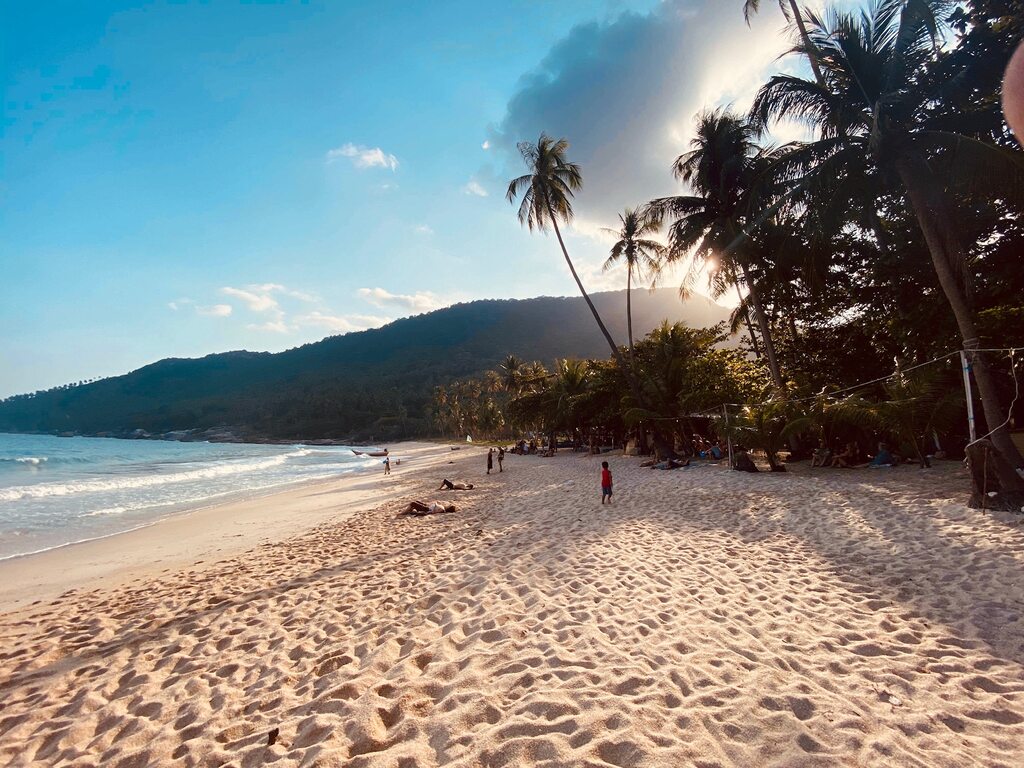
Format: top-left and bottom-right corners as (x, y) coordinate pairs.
(1, 0), (798, 397)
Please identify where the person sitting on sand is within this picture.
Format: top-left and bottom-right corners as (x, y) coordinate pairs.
(811, 439), (831, 468)
(830, 441), (858, 468)
(437, 479), (475, 490)
(733, 450), (759, 473)
(868, 442), (896, 468)
(399, 500), (458, 516)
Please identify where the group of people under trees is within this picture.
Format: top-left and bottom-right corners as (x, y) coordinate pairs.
(509, 439), (554, 457)
(811, 440), (926, 470)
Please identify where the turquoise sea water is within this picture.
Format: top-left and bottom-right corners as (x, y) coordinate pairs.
(0, 434), (382, 560)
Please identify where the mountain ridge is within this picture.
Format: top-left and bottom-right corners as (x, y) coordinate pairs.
(0, 289), (732, 441)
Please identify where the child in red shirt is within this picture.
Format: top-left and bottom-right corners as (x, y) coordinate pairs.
(601, 461), (613, 504)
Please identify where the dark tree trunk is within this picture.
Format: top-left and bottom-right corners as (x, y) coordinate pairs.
(740, 263), (784, 389)
(896, 155), (1024, 490)
(789, 0), (825, 86)
(966, 440), (1024, 511)
(734, 278), (762, 359)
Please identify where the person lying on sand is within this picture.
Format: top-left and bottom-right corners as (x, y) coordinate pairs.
(652, 458), (691, 470)
(437, 479), (475, 491)
(399, 500), (458, 516)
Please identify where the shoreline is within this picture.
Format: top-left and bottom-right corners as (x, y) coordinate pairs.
(0, 440), (462, 613)
(0, 455), (378, 565)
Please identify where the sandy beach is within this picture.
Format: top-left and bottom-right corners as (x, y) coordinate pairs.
(2, 445), (1024, 767)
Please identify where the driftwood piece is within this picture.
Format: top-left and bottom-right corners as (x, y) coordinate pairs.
(965, 439), (1024, 512)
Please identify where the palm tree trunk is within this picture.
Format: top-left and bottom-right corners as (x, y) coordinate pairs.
(626, 267), (634, 355)
(548, 213), (624, 366)
(895, 154), (1024, 483)
(785, 284), (801, 366)
(740, 263), (784, 389)
(788, 0), (825, 86)
(732, 271), (762, 359)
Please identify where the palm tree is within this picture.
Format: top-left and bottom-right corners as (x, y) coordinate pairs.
(602, 207), (666, 356)
(508, 134), (683, 458)
(647, 108), (787, 389)
(506, 134), (625, 368)
(743, 0), (825, 85)
(751, 0), (1024, 474)
(499, 354), (525, 396)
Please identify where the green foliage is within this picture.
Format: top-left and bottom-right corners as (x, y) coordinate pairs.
(625, 321), (769, 425)
(717, 398), (807, 471)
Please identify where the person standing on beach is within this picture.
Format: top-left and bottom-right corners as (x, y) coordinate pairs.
(497, 447), (505, 472)
(487, 448), (494, 475)
(383, 456), (391, 475)
(601, 461), (613, 505)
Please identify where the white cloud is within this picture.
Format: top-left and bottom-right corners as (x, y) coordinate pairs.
(481, 140), (490, 150)
(358, 287), (445, 314)
(178, 281), (408, 339)
(246, 320), (290, 333)
(463, 180), (488, 197)
(295, 311), (391, 334)
(221, 286), (280, 313)
(414, 225), (434, 235)
(196, 304), (233, 318)
(495, 0), (790, 234)
(326, 143), (399, 171)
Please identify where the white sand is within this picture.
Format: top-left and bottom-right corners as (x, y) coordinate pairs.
(1, 448), (1023, 767)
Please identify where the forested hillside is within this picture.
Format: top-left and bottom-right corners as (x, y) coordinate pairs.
(0, 290), (729, 441)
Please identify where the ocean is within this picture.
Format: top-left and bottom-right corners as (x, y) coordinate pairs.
(0, 433), (384, 560)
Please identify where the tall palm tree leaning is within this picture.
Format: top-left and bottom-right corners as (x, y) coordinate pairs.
(742, 0), (825, 85)
(506, 135), (624, 363)
(750, 0), (1024, 477)
(602, 207), (666, 358)
(507, 134), (676, 458)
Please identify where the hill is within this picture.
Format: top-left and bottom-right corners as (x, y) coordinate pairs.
(0, 289), (731, 441)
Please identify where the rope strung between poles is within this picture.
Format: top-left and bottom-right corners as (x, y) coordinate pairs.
(635, 346), (1024, 431)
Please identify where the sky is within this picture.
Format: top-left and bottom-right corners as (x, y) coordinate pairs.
(1, 0), (811, 397)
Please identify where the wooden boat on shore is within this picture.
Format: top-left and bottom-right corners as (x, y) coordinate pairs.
(352, 449), (389, 457)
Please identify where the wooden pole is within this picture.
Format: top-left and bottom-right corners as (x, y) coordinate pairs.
(723, 404), (734, 468)
(960, 350), (977, 444)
